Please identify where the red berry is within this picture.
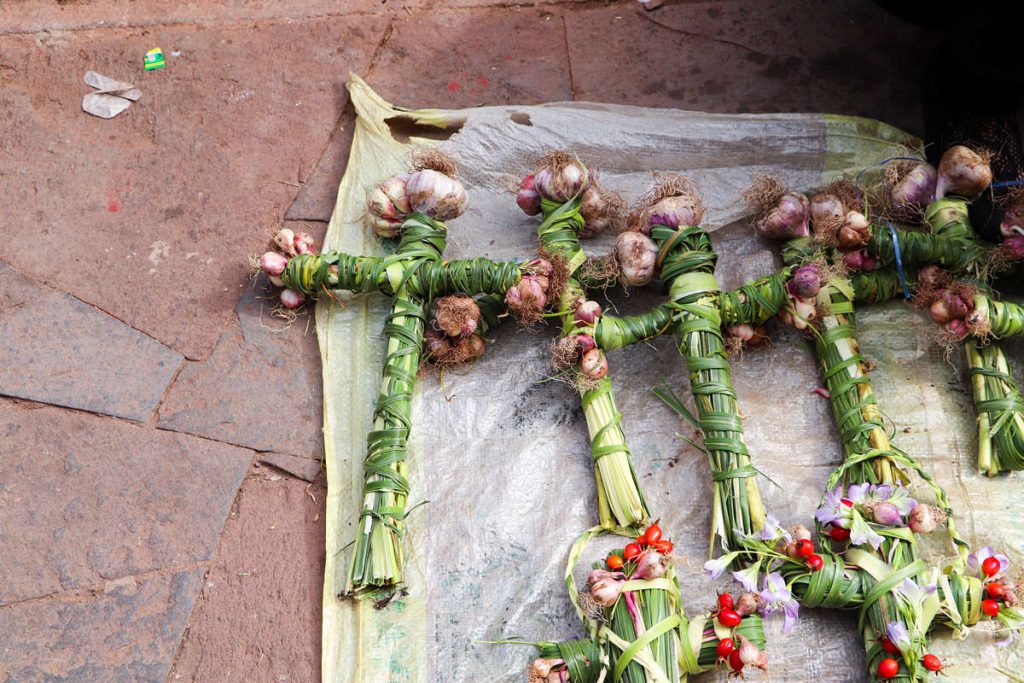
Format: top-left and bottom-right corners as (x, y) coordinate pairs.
(728, 649), (744, 672)
(982, 598), (1001, 617)
(606, 555), (624, 571)
(983, 556), (1001, 577)
(795, 539), (815, 558)
(636, 535), (646, 547)
(841, 498), (854, 507)
(830, 526), (851, 542)
(716, 637), (735, 659)
(655, 539), (674, 555)
(922, 654), (942, 672)
(878, 657), (899, 679)
(880, 637), (900, 655)
(623, 543), (641, 561)
(644, 524), (663, 545)
(717, 608), (742, 628)
(987, 582), (1006, 600)
(806, 554), (824, 572)
(718, 593), (734, 610)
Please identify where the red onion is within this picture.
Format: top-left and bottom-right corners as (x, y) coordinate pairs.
(632, 551), (668, 580)
(534, 155), (590, 202)
(589, 575), (625, 607)
(929, 289), (970, 324)
(524, 258), (554, 278)
(842, 249), (875, 271)
(810, 192), (846, 231)
(891, 162), (937, 208)
(936, 146), (992, 199)
(946, 318), (969, 338)
(1001, 235), (1024, 261)
(737, 635), (768, 671)
(367, 175), (410, 222)
(370, 215), (403, 239)
(454, 334), (486, 360)
(423, 329), (453, 362)
(574, 300), (602, 326)
(836, 211), (870, 251)
(781, 297), (817, 330)
(529, 658), (563, 683)
(505, 276), (547, 318)
(648, 194), (704, 230)
(908, 504), (945, 534)
(917, 265), (948, 291)
(872, 502), (903, 526)
(787, 263), (822, 299)
(1002, 199), (1024, 238)
(614, 232), (659, 286)
(754, 192), (810, 240)
(790, 524), (812, 541)
(406, 169), (468, 220)
(725, 324), (755, 342)
(292, 232), (318, 256)
(516, 175), (541, 216)
(435, 296), (481, 337)
(273, 228), (297, 256)
(735, 592), (762, 617)
(260, 251), (288, 277)
(579, 348), (608, 380)
(575, 334), (596, 354)
(579, 185), (615, 238)
(280, 288), (305, 309)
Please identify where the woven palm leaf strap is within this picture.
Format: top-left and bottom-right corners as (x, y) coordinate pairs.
(535, 198), (648, 531)
(717, 270), (790, 327)
(343, 214), (449, 596)
(967, 340), (1024, 474)
(974, 294), (1024, 339)
(651, 224), (765, 551)
(595, 305), (675, 351)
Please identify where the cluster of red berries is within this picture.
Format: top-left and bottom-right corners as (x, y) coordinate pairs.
(793, 538), (824, 572)
(712, 594), (757, 673)
(981, 556), (1006, 618)
(875, 642), (943, 679)
(604, 522), (672, 570)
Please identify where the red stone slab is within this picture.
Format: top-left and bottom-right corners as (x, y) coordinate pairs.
(0, 15), (386, 360)
(285, 104), (356, 222)
(565, 1), (937, 135)
(0, 400), (251, 605)
(169, 471), (326, 682)
(366, 8), (573, 110)
(0, 261), (182, 422)
(158, 269), (324, 457)
(0, 568), (205, 682)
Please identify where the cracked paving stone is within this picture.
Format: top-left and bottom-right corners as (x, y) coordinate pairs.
(169, 472), (326, 683)
(367, 8), (572, 111)
(285, 104), (356, 223)
(158, 273), (324, 458)
(566, 0), (936, 135)
(0, 261), (182, 422)
(0, 568), (204, 683)
(0, 399), (251, 605)
(257, 452), (323, 483)
(0, 15), (387, 360)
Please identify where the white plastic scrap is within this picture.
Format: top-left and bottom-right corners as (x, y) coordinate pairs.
(82, 70), (142, 119)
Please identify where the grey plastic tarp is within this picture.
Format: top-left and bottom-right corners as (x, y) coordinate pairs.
(317, 77), (1024, 682)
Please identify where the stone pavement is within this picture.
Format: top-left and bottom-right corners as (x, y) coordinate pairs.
(0, 1), (937, 681)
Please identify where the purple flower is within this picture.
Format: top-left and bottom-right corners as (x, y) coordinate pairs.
(968, 546), (1011, 580)
(886, 485), (917, 515)
(756, 514), (791, 543)
(816, 485), (853, 528)
(704, 551), (739, 579)
(848, 511), (885, 549)
(759, 572), (800, 634)
(732, 561), (762, 593)
(886, 621), (910, 651)
(894, 577), (937, 608)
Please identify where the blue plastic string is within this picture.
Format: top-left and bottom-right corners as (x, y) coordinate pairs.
(886, 221), (911, 300)
(993, 180), (1024, 189)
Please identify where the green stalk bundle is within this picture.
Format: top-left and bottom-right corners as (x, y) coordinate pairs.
(595, 304), (675, 352)
(808, 280), (970, 681)
(281, 215), (536, 597)
(650, 224), (766, 551)
(562, 528), (766, 683)
(536, 198), (649, 531)
(716, 269), (791, 327)
(967, 340), (1024, 475)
